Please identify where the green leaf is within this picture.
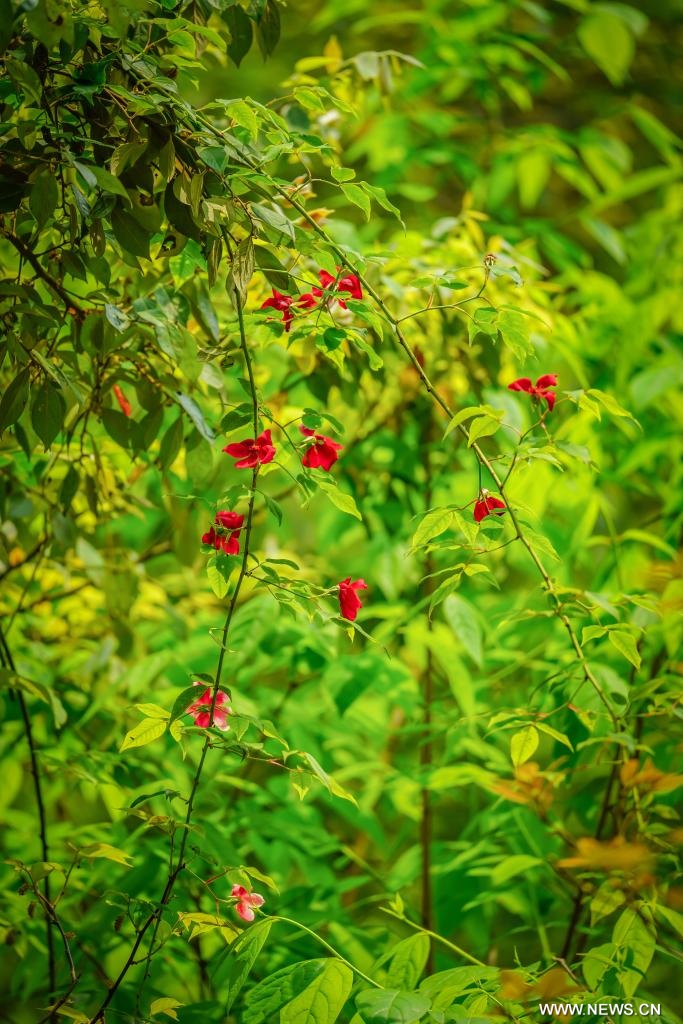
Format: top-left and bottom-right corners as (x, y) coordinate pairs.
(340, 183), (371, 221)
(608, 630), (641, 670)
(175, 392), (215, 443)
(331, 167), (355, 183)
(355, 989), (432, 1024)
(468, 414), (502, 446)
(0, 669), (67, 728)
(30, 172), (59, 229)
(612, 907), (655, 997)
(412, 509), (454, 549)
(168, 684), (205, 727)
(226, 3), (253, 67)
(581, 942), (615, 990)
(442, 595), (482, 666)
(384, 935), (430, 991)
(317, 479), (362, 520)
(88, 165), (130, 201)
(221, 920), (272, 1012)
(104, 303), (130, 333)
(255, 245), (292, 293)
(578, 11), (634, 86)
(360, 182), (404, 225)
(586, 388), (638, 423)
(349, 332), (383, 370)
(207, 556), (231, 599)
(79, 842), (134, 866)
(159, 416), (184, 470)
(305, 754), (357, 805)
(252, 202), (295, 242)
(510, 726), (539, 768)
(149, 998), (182, 1020)
(280, 960), (353, 1024)
(262, 492), (283, 525)
(111, 207), (152, 259)
(256, 0), (281, 59)
(590, 883), (625, 925)
(102, 409), (131, 449)
(444, 405), (500, 439)
(120, 717), (167, 752)
(231, 237), (255, 300)
(490, 854), (542, 886)
(31, 381), (66, 448)
(244, 961), (327, 1024)
(6, 56), (42, 103)
(0, 368), (30, 432)
(535, 722), (573, 751)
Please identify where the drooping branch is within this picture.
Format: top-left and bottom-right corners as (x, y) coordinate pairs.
(246, 176), (618, 726)
(0, 625), (57, 1004)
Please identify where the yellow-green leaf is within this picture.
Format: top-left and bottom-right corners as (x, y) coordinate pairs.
(120, 717), (167, 752)
(510, 725), (539, 768)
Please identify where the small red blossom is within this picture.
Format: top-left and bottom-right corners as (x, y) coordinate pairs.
(113, 385), (132, 417)
(202, 510), (245, 555)
(300, 425), (343, 471)
(231, 884), (265, 922)
(298, 268), (363, 311)
(508, 373), (558, 412)
(187, 683), (231, 731)
(319, 268), (363, 303)
(261, 290), (294, 332)
(338, 577), (368, 621)
(473, 492), (507, 524)
(223, 430), (276, 469)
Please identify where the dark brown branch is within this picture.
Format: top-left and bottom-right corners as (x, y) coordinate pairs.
(3, 231), (84, 316)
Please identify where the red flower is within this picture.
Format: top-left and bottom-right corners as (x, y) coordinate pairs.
(215, 510), (244, 531)
(261, 290), (294, 332)
(338, 577), (367, 621)
(297, 290), (319, 310)
(202, 510), (245, 555)
(113, 384), (132, 417)
(298, 268), (363, 311)
(508, 373), (558, 411)
(231, 884), (265, 922)
(473, 492), (506, 523)
(223, 429), (276, 469)
(300, 426), (343, 471)
(187, 683), (231, 731)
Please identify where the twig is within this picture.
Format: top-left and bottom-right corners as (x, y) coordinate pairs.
(0, 625), (57, 1006)
(3, 231), (84, 316)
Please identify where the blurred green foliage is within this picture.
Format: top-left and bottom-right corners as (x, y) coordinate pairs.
(0, 0), (681, 1022)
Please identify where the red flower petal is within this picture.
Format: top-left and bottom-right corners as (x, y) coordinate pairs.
(223, 432), (276, 468)
(215, 511), (244, 530)
(188, 685), (231, 729)
(301, 427), (343, 471)
(473, 495), (506, 522)
(338, 577), (368, 621)
(507, 378), (534, 393)
(535, 373), (558, 389)
(113, 384), (132, 417)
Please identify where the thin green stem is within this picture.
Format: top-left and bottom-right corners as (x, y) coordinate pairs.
(267, 915), (382, 989)
(87, 268), (261, 1024)
(381, 909), (487, 968)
